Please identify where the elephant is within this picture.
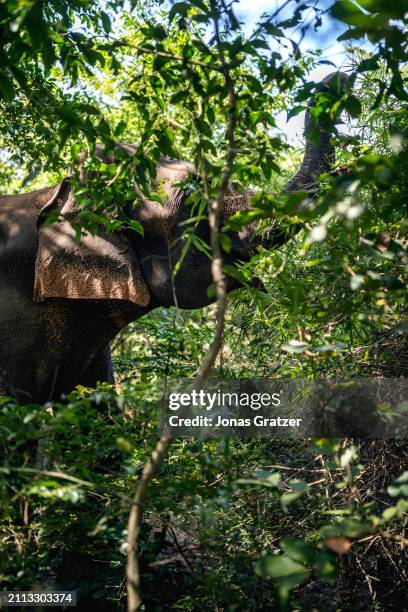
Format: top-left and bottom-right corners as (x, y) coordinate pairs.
(0, 72), (348, 404)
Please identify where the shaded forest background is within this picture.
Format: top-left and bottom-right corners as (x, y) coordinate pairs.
(0, 0), (407, 609)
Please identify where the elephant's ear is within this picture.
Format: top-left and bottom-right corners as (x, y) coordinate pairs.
(33, 178), (150, 307)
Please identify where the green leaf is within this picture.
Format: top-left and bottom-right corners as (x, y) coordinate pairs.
(337, 26), (367, 41)
(0, 72), (15, 102)
(153, 54), (171, 70)
(245, 75), (264, 94)
(195, 117), (212, 136)
(280, 539), (317, 564)
(255, 470), (281, 486)
(343, 95), (362, 118)
(158, 129), (175, 157)
(255, 554), (309, 580)
(357, 56), (380, 72)
(252, 39), (270, 50)
(226, 209), (267, 231)
(228, 9), (240, 31)
(220, 233), (232, 253)
(150, 75), (163, 95)
(281, 491), (303, 509)
(264, 24), (284, 37)
(116, 437), (132, 452)
(169, 2), (189, 22)
(288, 479), (308, 493)
(41, 40), (56, 74)
(382, 506), (398, 521)
(164, 125), (174, 143)
(249, 111), (263, 126)
(223, 264), (248, 284)
(199, 138), (217, 154)
(237, 470), (281, 488)
(151, 25), (167, 40)
(100, 11), (112, 34)
(127, 220), (144, 236)
(313, 552), (338, 584)
(115, 120), (127, 137)
(320, 519), (372, 539)
(170, 90), (186, 104)
(281, 481), (308, 511)
(190, 233), (211, 258)
(331, 0), (374, 27)
(182, 44), (195, 59)
(287, 106), (305, 120)
(388, 472), (408, 498)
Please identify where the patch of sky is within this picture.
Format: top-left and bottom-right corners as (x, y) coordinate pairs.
(235, 0), (374, 143)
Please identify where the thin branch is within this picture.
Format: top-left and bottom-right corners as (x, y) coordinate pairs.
(111, 40), (223, 73)
(126, 432), (172, 611)
(380, 530), (408, 547)
(125, 4), (239, 610)
(250, 0), (293, 41)
(194, 0), (237, 384)
(165, 117), (189, 132)
(5, 466), (94, 488)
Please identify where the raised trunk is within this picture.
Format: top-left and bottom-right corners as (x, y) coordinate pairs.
(285, 119), (335, 192)
(130, 72), (349, 253)
(256, 71), (350, 250)
(285, 71), (349, 193)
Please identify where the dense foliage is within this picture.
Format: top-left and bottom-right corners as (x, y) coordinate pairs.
(0, 0), (407, 610)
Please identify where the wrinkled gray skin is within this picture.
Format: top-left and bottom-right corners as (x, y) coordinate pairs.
(0, 72), (347, 404)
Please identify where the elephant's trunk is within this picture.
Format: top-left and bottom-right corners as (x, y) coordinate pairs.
(254, 71), (349, 251)
(285, 123), (335, 192)
(130, 72), (349, 253)
(285, 71), (349, 193)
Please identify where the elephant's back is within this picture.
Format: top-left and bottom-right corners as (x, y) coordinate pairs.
(0, 186), (55, 333)
(0, 186), (55, 264)
(0, 187), (57, 397)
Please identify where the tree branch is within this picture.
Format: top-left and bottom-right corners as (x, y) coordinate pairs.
(112, 40), (223, 73)
(195, 0), (237, 384)
(126, 5), (239, 610)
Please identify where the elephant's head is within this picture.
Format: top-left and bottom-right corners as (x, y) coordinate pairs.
(126, 160), (264, 309)
(34, 72), (348, 314)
